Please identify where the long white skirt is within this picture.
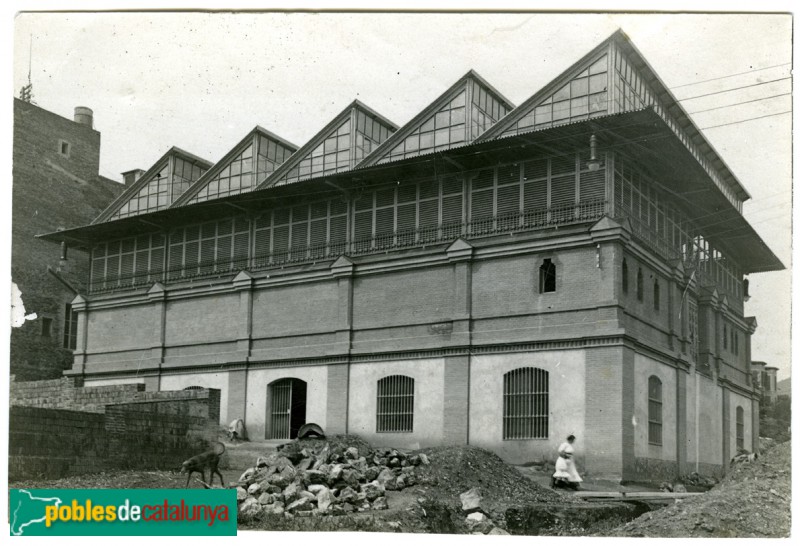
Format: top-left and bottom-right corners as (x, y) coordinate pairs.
(553, 456), (583, 483)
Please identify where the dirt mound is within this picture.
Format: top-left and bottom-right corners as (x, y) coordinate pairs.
(608, 442), (791, 537)
(413, 445), (572, 509)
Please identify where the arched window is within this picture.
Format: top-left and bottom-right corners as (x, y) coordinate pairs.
(736, 406), (744, 450)
(184, 385), (205, 391)
(653, 279), (660, 311)
(636, 268), (644, 301)
(503, 367), (549, 440)
(377, 375), (414, 433)
(622, 258), (629, 294)
(648, 376), (662, 445)
(539, 259), (556, 293)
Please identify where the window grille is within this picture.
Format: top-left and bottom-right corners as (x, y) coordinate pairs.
(648, 375), (663, 445)
(622, 258), (629, 294)
(503, 367), (549, 440)
(539, 259), (556, 293)
(689, 300), (699, 361)
(636, 268), (644, 301)
(63, 303), (78, 350)
(736, 406), (744, 450)
(376, 375), (414, 433)
(653, 279), (660, 311)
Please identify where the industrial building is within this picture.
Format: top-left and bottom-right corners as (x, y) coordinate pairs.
(40, 30), (782, 480)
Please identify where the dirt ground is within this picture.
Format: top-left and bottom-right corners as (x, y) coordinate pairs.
(9, 439), (791, 537)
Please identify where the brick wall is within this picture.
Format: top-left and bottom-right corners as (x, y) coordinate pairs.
(9, 406), (109, 479)
(583, 346), (626, 477)
(104, 398), (218, 470)
(11, 98), (123, 380)
(10, 377), (220, 416)
(442, 356), (469, 445)
(9, 378), (221, 480)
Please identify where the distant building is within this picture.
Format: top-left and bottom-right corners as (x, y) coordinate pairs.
(41, 30), (783, 480)
(751, 361), (779, 405)
(11, 98), (124, 379)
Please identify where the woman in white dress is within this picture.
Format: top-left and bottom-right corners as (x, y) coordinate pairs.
(552, 434), (582, 490)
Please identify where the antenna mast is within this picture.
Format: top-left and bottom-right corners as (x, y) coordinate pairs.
(19, 35), (34, 103)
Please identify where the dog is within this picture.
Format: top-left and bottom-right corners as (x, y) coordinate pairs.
(181, 441), (225, 488)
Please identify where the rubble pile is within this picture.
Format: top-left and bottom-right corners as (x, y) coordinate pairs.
(414, 445), (568, 506)
(235, 440), (429, 519)
(609, 442), (791, 537)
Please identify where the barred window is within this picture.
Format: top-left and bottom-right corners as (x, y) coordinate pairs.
(376, 375), (414, 433)
(539, 259), (556, 293)
(736, 406), (744, 450)
(63, 303), (78, 350)
(653, 279), (660, 311)
(622, 258), (629, 294)
(648, 375), (662, 445)
(503, 367), (549, 440)
(637, 268), (644, 301)
(184, 386), (204, 391)
(688, 299), (699, 361)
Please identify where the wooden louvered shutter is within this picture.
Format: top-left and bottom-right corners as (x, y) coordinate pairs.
(168, 230), (184, 280)
(496, 164), (520, 231)
(150, 243), (164, 282)
(272, 208), (290, 263)
(134, 238), (149, 286)
(329, 215), (347, 255)
(375, 208), (394, 248)
(550, 154), (576, 222)
(254, 215), (271, 268)
(441, 175), (463, 239)
(470, 167), (494, 234)
(418, 199), (438, 243)
(273, 225), (289, 263)
(522, 159), (547, 226)
(309, 201), (328, 258)
(90, 249), (105, 291)
(579, 167), (605, 218)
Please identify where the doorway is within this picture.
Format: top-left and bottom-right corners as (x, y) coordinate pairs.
(268, 378), (307, 439)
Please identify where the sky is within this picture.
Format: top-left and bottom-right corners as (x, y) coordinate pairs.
(8, 10), (794, 379)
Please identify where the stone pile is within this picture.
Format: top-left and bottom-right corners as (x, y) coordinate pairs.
(236, 443), (429, 518)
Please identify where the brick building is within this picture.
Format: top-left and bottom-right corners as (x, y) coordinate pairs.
(40, 31), (783, 480)
(11, 99), (124, 379)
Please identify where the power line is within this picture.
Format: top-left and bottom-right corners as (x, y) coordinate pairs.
(670, 62), (792, 89)
(687, 92), (792, 115)
(700, 110), (792, 130)
(676, 77), (791, 102)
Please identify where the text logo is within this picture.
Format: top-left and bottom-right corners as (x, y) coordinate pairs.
(10, 489), (236, 536)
